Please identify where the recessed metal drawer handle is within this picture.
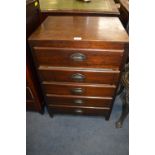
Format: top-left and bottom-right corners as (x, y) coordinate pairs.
(75, 109), (83, 113)
(73, 99), (84, 104)
(71, 88), (85, 95)
(70, 53), (86, 61)
(71, 73), (85, 82)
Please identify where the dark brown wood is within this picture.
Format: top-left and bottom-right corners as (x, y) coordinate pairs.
(42, 82), (116, 97)
(38, 66), (120, 84)
(119, 0), (129, 28)
(34, 47), (124, 69)
(26, 100), (36, 110)
(28, 16), (129, 119)
(29, 16), (128, 43)
(46, 94), (112, 107)
(26, 62), (43, 112)
(26, 87), (33, 100)
(48, 105), (110, 116)
(26, 0), (41, 38)
(30, 40), (125, 50)
(26, 0), (44, 112)
(114, 0), (120, 3)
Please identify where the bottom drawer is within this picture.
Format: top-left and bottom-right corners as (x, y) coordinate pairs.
(48, 105), (110, 116)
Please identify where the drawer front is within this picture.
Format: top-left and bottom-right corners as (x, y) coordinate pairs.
(43, 82), (116, 97)
(48, 105), (109, 116)
(46, 94), (112, 107)
(34, 47), (123, 69)
(38, 67), (120, 85)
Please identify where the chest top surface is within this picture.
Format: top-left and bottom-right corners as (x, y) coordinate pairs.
(29, 16), (128, 43)
(39, 0), (119, 15)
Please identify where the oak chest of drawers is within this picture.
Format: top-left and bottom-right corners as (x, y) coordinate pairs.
(28, 16), (128, 120)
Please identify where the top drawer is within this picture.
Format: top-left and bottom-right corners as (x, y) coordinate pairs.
(33, 47), (124, 69)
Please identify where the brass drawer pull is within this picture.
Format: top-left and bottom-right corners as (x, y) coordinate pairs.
(75, 109), (83, 113)
(70, 53), (86, 61)
(73, 99), (84, 104)
(71, 88), (85, 95)
(71, 73), (85, 82)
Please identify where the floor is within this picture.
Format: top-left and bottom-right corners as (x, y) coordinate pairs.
(26, 95), (129, 155)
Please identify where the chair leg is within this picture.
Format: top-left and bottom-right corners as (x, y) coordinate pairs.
(117, 83), (124, 96)
(115, 92), (129, 128)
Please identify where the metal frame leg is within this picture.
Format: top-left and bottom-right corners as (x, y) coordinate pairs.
(115, 90), (129, 128)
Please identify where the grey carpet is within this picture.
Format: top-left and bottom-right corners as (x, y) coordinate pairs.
(26, 95), (129, 155)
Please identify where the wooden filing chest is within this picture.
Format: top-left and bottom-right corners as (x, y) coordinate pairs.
(28, 16), (128, 120)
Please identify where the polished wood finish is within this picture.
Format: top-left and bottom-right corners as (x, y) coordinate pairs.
(43, 82), (116, 97)
(34, 47), (124, 69)
(30, 41), (125, 50)
(26, 0), (44, 112)
(26, 62), (43, 111)
(28, 16), (128, 119)
(48, 105), (109, 116)
(39, 0), (119, 16)
(46, 94), (112, 107)
(29, 16), (128, 43)
(26, 0), (41, 38)
(38, 66), (120, 84)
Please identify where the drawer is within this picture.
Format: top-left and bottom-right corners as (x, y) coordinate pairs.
(38, 66), (120, 85)
(46, 94), (112, 107)
(42, 82), (116, 97)
(48, 105), (110, 116)
(34, 47), (124, 69)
